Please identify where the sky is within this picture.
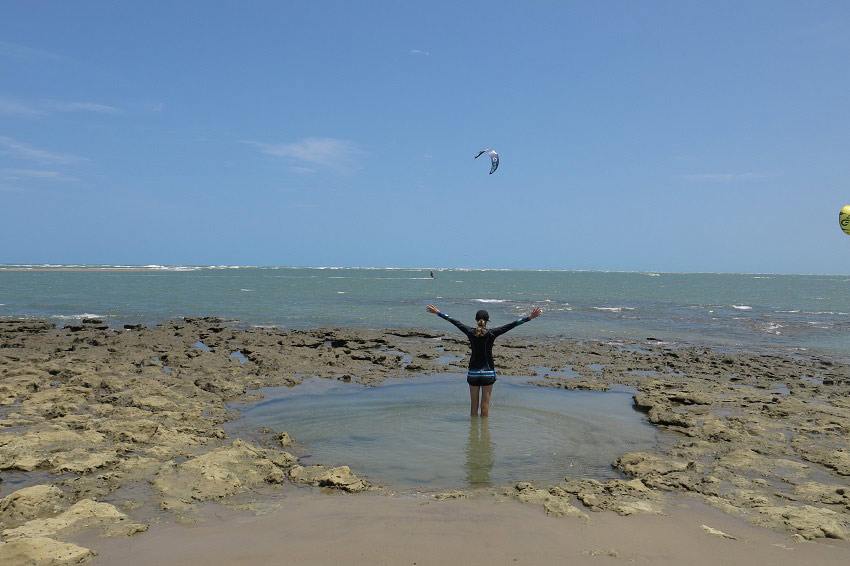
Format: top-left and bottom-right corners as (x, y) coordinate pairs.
(1, 1), (849, 273)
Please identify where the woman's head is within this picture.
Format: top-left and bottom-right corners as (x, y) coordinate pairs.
(474, 309), (489, 336)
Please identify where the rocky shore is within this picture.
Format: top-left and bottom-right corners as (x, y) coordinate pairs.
(0, 317), (849, 563)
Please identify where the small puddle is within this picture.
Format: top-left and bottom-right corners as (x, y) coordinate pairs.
(229, 350), (249, 364)
(432, 354), (463, 365)
(243, 375), (657, 490)
(769, 383), (791, 395)
(193, 341), (211, 351)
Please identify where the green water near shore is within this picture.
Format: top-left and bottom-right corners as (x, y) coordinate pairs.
(244, 375), (658, 490)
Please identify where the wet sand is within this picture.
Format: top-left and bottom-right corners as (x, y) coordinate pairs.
(81, 491), (849, 566)
(1, 317), (849, 564)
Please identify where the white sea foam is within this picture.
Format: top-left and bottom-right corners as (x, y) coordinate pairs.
(762, 323), (783, 335)
(138, 265), (202, 271)
(473, 299), (507, 303)
(777, 310), (846, 315)
(240, 289), (254, 292)
(337, 291), (346, 294)
(752, 276), (773, 279)
(731, 305), (752, 310)
(51, 313), (105, 320)
(592, 307), (635, 313)
(644, 273), (661, 277)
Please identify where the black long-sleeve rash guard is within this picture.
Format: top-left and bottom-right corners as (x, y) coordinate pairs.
(437, 311), (531, 372)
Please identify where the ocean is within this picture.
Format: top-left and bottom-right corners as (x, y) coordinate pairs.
(1, 265), (849, 356)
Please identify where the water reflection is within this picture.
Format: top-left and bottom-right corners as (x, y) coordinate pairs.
(464, 417), (494, 486)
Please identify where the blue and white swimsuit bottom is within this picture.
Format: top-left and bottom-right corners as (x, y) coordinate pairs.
(467, 368), (497, 386)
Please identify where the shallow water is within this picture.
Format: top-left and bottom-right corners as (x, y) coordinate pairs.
(243, 375), (658, 490)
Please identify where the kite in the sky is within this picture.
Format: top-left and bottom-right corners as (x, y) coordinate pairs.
(475, 149), (499, 174)
(840, 205), (850, 236)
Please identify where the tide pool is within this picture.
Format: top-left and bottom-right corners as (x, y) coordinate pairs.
(243, 375), (658, 490)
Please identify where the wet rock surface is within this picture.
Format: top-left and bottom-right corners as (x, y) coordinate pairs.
(288, 465), (370, 492)
(0, 317), (849, 560)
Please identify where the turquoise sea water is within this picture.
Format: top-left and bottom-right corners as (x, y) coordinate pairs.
(1, 266), (849, 354)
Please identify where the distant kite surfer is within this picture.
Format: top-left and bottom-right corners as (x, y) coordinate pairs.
(430, 271), (434, 278)
(426, 305), (542, 417)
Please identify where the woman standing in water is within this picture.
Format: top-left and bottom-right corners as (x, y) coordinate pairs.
(426, 305), (542, 417)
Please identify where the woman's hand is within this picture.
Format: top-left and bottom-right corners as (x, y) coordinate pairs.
(426, 305), (440, 315)
(529, 307), (542, 319)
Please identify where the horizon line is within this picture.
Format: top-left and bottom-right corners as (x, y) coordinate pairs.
(0, 263), (847, 277)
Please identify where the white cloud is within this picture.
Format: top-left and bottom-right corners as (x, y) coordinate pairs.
(0, 98), (42, 116)
(0, 168), (75, 182)
(0, 97), (121, 115)
(410, 49), (430, 56)
(0, 41), (64, 61)
(245, 137), (363, 173)
(53, 101), (121, 114)
(0, 135), (85, 165)
(680, 173), (769, 182)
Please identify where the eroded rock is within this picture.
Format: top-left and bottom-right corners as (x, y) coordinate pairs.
(0, 536), (96, 565)
(288, 465), (369, 492)
(153, 440), (297, 510)
(2, 499), (146, 541)
(0, 485), (64, 529)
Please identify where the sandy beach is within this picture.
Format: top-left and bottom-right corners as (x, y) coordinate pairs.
(1, 317), (849, 564)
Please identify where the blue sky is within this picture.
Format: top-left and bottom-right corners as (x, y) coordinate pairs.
(1, 1), (849, 272)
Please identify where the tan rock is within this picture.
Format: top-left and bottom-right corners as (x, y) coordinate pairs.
(153, 440), (296, 509)
(758, 504), (849, 540)
(0, 536), (96, 565)
(2, 499), (144, 541)
(288, 465), (369, 492)
(611, 500), (665, 516)
(793, 481), (849, 505)
(433, 491), (473, 500)
(700, 524), (737, 539)
(614, 452), (691, 476)
(717, 449), (810, 481)
(0, 426), (105, 472)
(0, 485), (64, 529)
(51, 449), (119, 474)
(511, 483), (589, 521)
